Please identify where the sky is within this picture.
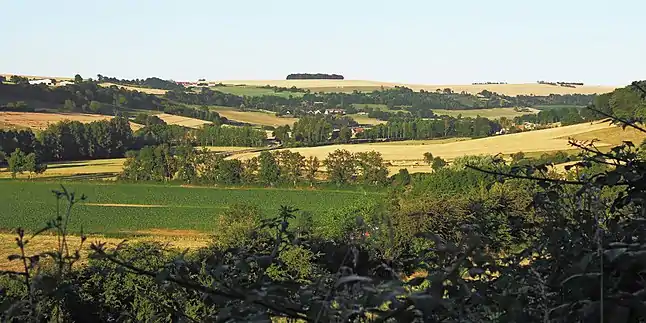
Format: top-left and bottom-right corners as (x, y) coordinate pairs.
(2, 0), (644, 86)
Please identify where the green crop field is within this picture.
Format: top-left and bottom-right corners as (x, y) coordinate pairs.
(0, 181), (381, 235)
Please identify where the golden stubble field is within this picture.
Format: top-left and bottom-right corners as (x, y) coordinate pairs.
(98, 82), (168, 95)
(0, 231), (210, 271)
(232, 121), (641, 175)
(155, 113), (212, 129)
(215, 80), (617, 96)
(0, 112), (143, 131)
(212, 108), (297, 127)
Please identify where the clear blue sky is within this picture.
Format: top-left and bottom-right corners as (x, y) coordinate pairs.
(2, 0), (643, 85)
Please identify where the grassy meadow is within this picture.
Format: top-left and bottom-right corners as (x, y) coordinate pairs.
(0, 181), (382, 235)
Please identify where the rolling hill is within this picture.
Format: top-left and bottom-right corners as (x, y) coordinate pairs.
(214, 80), (617, 96)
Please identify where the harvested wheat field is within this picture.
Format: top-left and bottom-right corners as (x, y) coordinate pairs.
(155, 113), (212, 128)
(564, 125), (646, 146)
(0, 232), (209, 271)
(0, 158), (126, 179)
(98, 82), (168, 95)
(213, 108), (297, 127)
(202, 146), (259, 152)
(0, 112), (142, 131)
(232, 121), (629, 174)
(216, 80), (617, 96)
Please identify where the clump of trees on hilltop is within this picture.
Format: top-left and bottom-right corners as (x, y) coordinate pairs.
(96, 74), (185, 91)
(286, 73), (344, 80)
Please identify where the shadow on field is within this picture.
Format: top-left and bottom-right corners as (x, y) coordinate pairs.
(42, 172), (119, 181)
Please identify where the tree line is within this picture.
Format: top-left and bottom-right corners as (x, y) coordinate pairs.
(121, 146), (389, 186)
(0, 80), (230, 126)
(286, 73), (344, 80)
(361, 116), (503, 140)
(1, 77), (600, 128)
(160, 86), (597, 122)
(0, 118), (267, 165)
(96, 74), (185, 91)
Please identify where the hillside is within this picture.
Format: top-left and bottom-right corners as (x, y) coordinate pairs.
(231, 121), (640, 174)
(214, 80), (617, 96)
(0, 111), (143, 131)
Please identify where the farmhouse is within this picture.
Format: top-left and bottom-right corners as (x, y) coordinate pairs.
(325, 108), (346, 115)
(352, 127), (365, 136)
(28, 79), (53, 85)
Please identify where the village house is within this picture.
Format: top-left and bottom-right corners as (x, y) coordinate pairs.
(351, 127), (365, 137)
(28, 79), (53, 85)
(324, 108), (345, 115)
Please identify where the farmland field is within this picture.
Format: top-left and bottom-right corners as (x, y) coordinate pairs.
(215, 80), (617, 96)
(155, 113), (212, 128)
(347, 114), (386, 125)
(431, 108), (539, 119)
(0, 111), (143, 131)
(231, 121), (629, 174)
(99, 82), (168, 95)
(210, 107), (297, 126)
(210, 85), (305, 98)
(0, 232), (210, 271)
(0, 181), (381, 235)
(0, 158), (126, 180)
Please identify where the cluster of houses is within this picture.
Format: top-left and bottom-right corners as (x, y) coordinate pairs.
(27, 79), (74, 86)
(176, 80), (222, 87)
(296, 108), (346, 116)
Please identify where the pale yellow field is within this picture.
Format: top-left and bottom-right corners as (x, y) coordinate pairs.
(0, 73), (72, 81)
(99, 82), (168, 95)
(0, 231), (209, 271)
(215, 80), (617, 96)
(348, 114), (387, 125)
(231, 121), (628, 174)
(0, 158), (126, 179)
(202, 146), (259, 152)
(564, 125), (646, 146)
(155, 113), (212, 128)
(0, 112), (142, 131)
(213, 108), (297, 127)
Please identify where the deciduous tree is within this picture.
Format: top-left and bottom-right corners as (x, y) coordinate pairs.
(324, 149), (355, 185)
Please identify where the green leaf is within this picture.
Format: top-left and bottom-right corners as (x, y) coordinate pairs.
(155, 270), (170, 283)
(561, 273), (601, 288)
(604, 248), (628, 263)
(335, 275), (372, 288)
(407, 276), (425, 286)
(468, 267), (485, 277)
(605, 172), (621, 185)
